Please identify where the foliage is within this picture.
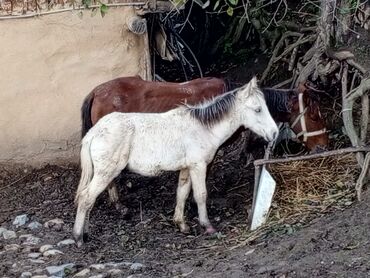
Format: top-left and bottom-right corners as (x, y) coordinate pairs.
(82, 0), (108, 17)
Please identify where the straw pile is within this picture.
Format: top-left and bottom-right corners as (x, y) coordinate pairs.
(267, 153), (360, 223)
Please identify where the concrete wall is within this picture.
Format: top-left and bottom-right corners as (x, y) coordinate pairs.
(0, 7), (150, 165)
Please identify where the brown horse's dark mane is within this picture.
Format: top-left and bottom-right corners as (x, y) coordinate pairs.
(261, 88), (296, 115)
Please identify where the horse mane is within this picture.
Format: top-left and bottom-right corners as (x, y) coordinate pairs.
(261, 88), (296, 115)
(186, 84), (250, 127)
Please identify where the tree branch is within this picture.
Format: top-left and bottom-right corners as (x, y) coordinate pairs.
(254, 146), (370, 167)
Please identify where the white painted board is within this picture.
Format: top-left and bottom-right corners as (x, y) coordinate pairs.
(250, 166), (276, 231)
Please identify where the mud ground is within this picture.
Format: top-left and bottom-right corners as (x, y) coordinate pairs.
(1, 143), (369, 277)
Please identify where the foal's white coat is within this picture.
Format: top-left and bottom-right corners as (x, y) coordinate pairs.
(73, 77), (278, 246)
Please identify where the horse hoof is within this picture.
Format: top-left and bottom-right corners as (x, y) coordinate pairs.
(73, 233), (85, 247)
(205, 226), (217, 235)
(180, 224), (190, 234)
(115, 203), (129, 216)
(120, 206), (129, 217)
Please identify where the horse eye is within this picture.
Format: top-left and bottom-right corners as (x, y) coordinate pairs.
(255, 107), (262, 113)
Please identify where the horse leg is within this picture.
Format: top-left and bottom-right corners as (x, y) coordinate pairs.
(173, 169), (192, 233)
(189, 164), (216, 234)
(73, 143), (131, 246)
(107, 180), (129, 216)
(73, 174), (112, 247)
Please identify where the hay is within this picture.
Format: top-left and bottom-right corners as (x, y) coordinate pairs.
(268, 153), (360, 222)
(227, 153), (361, 250)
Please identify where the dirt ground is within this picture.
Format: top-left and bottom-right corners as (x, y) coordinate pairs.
(1, 142), (369, 277)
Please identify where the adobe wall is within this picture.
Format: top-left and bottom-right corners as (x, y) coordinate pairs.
(0, 7), (150, 165)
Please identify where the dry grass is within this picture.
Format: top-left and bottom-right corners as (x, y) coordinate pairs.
(268, 153), (360, 222)
(226, 154), (361, 250)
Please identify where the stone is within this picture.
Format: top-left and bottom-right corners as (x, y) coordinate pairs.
(3, 230), (17, 239)
(4, 244), (21, 251)
(28, 221), (43, 230)
(46, 263), (75, 277)
(28, 252), (42, 259)
(44, 219), (64, 231)
(21, 235), (42, 245)
(57, 239), (75, 247)
(13, 214), (29, 227)
(22, 246), (38, 253)
(30, 276), (48, 278)
(0, 227), (7, 236)
(32, 268), (44, 274)
(21, 272), (32, 278)
(108, 269), (123, 276)
(39, 244), (54, 253)
(43, 249), (64, 257)
(130, 263), (145, 271)
(88, 275), (105, 278)
(74, 268), (90, 277)
(29, 259), (46, 264)
(105, 262), (132, 268)
(90, 264), (105, 270)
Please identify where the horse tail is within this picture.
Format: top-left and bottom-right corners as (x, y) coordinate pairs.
(81, 92), (94, 138)
(74, 137), (94, 206)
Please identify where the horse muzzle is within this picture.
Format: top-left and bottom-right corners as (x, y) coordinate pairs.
(265, 129), (279, 142)
(310, 145), (328, 154)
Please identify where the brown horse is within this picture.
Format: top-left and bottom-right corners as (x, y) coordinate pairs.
(82, 75), (327, 150)
(81, 76), (227, 137)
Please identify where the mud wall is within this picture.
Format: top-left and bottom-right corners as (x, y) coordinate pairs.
(0, 7), (150, 165)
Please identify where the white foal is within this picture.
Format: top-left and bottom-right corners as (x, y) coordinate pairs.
(72, 76), (278, 246)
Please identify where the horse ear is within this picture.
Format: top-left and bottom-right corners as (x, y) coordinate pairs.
(250, 76), (258, 88)
(297, 82), (307, 94)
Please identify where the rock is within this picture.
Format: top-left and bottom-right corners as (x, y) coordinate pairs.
(90, 264), (105, 270)
(21, 235), (42, 245)
(74, 268), (90, 277)
(0, 227), (7, 236)
(29, 259), (46, 264)
(244, 249), (255, 255)
(21, 272), (32, 278)
(3, 230), (17, 239)
(39, 244), (54, 253)
(105, 262), (132, 268)
(28, 252), (42, 259)
(44, 219), (64, 231)
(130, 263), (145, 271)
(108, 269), (123, 276)
(13, 214), (29, 227)
(22, 246), (38, 253)
(30, 276), (48, 278)
(46, 263), (75, 277)
(43, 249), (64, 257)
(19, 234), (33, 238)
(32, 268), (44, 274)
(88, 275), (105, 278)
(28, 221), (43, 230)
(57, 239), (75, 247)
(4, 244), (21, 251)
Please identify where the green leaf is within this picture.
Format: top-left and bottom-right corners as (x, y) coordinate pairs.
(100, 3), (108, 17)
(82, 0), (91, 8)
(226, 6), (233, 16)
(213, 0), (220, 10)
(228, 0), (237, 6)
